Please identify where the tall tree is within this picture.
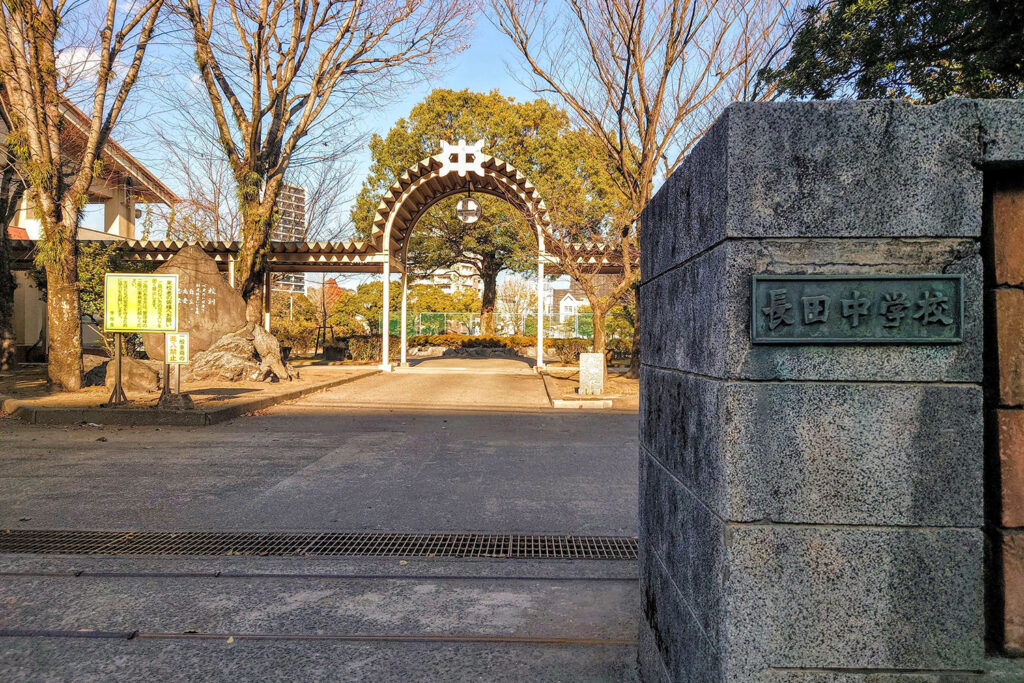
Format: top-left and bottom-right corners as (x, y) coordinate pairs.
(0, 0), (165, 390)
(760, 0), (1024, 102)
(0, 144), (25, 370)
(491, 0), (793, 375)
(351, 88), (618, 334)
(179, 0), (472, 329)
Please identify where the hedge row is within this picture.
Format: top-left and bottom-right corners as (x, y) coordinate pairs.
(407, 334), (534, 350)
(326, 333), (633, 364)
(328, 335), (400, 361)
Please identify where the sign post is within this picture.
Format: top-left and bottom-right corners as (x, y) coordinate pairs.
(102, 273), (179, 406)
(161, 332), (193, 409)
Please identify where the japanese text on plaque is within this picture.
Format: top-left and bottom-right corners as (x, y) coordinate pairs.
(103, 274), (179, 333)
(751, 275), (963, 344)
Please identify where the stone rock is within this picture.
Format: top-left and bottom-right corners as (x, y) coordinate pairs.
(251, 323), (292, 380)
(184, 323), (294, 383)
(1002, 410), (1024, 528)
(998, 289), (1024, 407)
(578, 353), (605, 395)
(105, 356), (161, 393)
(82, 355), (109, 387)
(141, 245), (246, 361)
(157, 392), (196, 411)
(185, 330), (262, 382)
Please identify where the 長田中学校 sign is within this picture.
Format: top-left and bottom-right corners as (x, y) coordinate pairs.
(751, 274), (963, 344)
(103, 273), (179, 333)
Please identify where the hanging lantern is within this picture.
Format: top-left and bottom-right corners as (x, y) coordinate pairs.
(456, 196), (481, 224)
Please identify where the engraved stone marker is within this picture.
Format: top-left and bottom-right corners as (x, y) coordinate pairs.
(751, 274), (964, 344)
(578, 352), (605, 395)
(142, 246), (247, 361)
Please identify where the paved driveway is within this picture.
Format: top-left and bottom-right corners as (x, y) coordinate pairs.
(0, 362), (639, 680)
(0, 364), (636, 534)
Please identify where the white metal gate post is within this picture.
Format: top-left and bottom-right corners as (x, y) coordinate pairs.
(400, 269), (409, 367)
(536, 259), (545, 370)
(263, 270), (272, 332)
(381, 258), (391, 371)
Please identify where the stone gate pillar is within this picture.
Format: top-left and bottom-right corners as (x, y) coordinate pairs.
(638, 100), (1024, 681)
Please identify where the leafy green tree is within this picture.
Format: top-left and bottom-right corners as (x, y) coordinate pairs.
(270, 291), (317, 353)
(762, 0), (1024, 102)
(352, 89), (601, 335)
(329, 281), (481, 335)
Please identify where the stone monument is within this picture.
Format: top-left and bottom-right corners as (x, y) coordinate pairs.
(578, 352), (605, 395)
(638, 99), (1024, 681)
(141, 245), (246, 361)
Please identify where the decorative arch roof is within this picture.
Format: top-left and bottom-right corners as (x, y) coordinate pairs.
(369, 141), (552, 258)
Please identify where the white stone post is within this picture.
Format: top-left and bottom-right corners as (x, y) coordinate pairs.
(536, 259), (545, 370)
(400, 269), (409, 367)
(228, 259), (235, 287)
(263, 270), (271, 332)
(381, 258), (391, 371)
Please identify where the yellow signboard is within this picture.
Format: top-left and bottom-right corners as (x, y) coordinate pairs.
(166, 332), (189, 364)
(103, 273), (179, 333)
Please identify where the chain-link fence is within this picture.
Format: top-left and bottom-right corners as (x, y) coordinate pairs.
(382, 312), (632, 340)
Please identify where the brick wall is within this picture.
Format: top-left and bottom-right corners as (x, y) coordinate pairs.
(993, 174), (1024, 653)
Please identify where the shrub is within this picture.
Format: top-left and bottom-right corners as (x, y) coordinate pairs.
(606, 337), (633, 361)
(552, 337), (591, 364)
(275, 320), (317, 352)
(335, 335), (400, 361)
(406, 334), (527, 351)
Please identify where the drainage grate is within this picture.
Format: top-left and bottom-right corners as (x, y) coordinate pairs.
(0, 530), (637, 560)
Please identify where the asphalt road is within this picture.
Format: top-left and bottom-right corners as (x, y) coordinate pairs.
(0, 362), (640, 680)
(0, 366), (637, 534)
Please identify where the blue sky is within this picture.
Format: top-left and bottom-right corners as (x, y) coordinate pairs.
(99, 14), (542, 241)
(81, 13), (565, 289)
(335, 17), (539, 221)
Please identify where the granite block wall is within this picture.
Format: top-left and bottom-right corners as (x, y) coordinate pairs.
(639, 100), (1024, 681)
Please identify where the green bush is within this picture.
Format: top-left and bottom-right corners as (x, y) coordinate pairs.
(552, 338), (591, 364)
(275, 320), (317, 352)
(334, 335), (400, 361)
(407, 334), (539, 352)
(606, 337), (633, 361)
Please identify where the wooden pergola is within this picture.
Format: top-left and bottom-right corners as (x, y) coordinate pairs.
(8, 142), (627, 368)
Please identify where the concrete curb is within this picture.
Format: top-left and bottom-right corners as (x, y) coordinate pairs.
(1, 370), (379, 427)
(539, 371), (613, 410)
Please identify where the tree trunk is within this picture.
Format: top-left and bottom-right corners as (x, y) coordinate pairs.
(45, 259), (83, 391)
(0, 175), (24, 371)
(0, 225), (15, 371)
(592, 306), (607, 356)
(235, 197), (274, 326)
(626, 282), (641, 379)
(480, 270), (497, 335)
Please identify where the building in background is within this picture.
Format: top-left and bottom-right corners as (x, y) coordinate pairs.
(3, 99), (179, 359)
(271, 183), (306, 293)
(413, 262), (484, 296)
(548, 275), (622, 321)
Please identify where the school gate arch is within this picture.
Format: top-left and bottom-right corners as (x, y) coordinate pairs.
(366, 139), (616, 370)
